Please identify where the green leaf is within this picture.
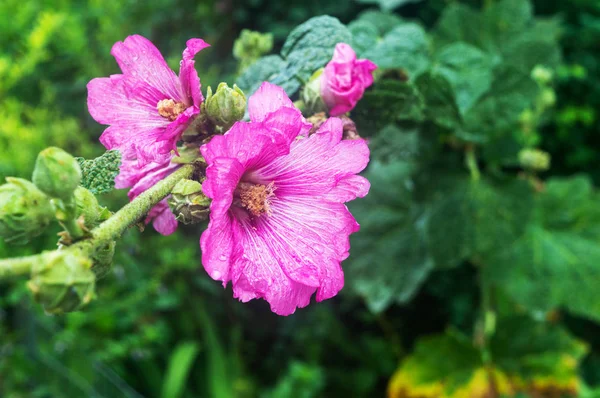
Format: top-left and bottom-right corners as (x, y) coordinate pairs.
(356, 10), (404, 36)
(160, 341), (200, 398)
(433, 4), (488, 50)
(432, 43), (494, 115)
(415, 72), (461, 129)
(236, 55), (286, 96)
(75, 150), (121, 195)
(355, 0), (422, 12)
(264, 362), (325, 398)
(273, 16), (351, 95)
(352, 80), (424, 132)
(484, 177), (600, 321)
(461, 66), (538, 143)
(363, 23), (430, 78)
(348, 158), (433, 313)
(427, 178), (533, 268)
(348, 20), (379, 57)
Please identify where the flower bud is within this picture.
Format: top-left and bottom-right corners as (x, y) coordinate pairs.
(0, 177), (54, 245)
(91, 241), (115, 279)
(168, 179), (210, 224)
(531, 65), (553, 85)
(519, 149), (551, 171)
(233, 29), (274, 71)
(74, 186), (111, 229)
(32, 147), (82, 200)
(27, 250), (95, 314)
(540, 88), (556, 108)
(301, 69), (327, 115)
(204, 83), (247, 133)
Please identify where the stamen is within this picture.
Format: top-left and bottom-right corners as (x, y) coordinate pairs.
(237, 182), (276, 217)
(157, 99), (186, 121)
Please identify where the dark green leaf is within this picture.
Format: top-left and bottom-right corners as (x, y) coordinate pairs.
(363, 23), (430, 78)
(353, 80), (424, 132)
(356, 10), (404, 36)
(348, 20), (379, 56)
(75, 150), (121, 195)
(415, 72), (461, 129)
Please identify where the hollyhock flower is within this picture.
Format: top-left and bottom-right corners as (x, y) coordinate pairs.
(200, 82), (370, 315)
(87, 35), (210, 164)
(116, 157), (181, 235)
(320, 43), (377, 116)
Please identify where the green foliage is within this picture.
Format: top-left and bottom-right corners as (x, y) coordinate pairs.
(160, 341), (200, 398)
(237, 16), (351, 96)
(355, 0), (422, 12)
(76, 150), (122, 195)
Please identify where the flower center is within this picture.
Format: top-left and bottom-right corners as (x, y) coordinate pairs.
(236, 182), (276, 217)
(157, 99), (186, 121)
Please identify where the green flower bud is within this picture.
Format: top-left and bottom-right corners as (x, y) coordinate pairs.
(74, 186), (111, 229)
(168, 179), (210, 224)
(91, 241), (115, 279)
(0, 178), (54, 245)
(204, 83), (247, 133)
(32, 147), (82, 200)
(519, 149), (551, 171)
(301, 69), (327, 115)
(531, 65), (553, 85)
(27, 250), (95, 314)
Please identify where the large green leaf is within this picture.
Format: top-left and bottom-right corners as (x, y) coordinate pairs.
(236, 55), (286, 97)
(485, 177), (600, 321)
(356, 10), (404, 36)
(427, 178), (533, 269)
(432, 43), (494, 115)
(414, 72), (461, 130)
(348, 20), (379, 57)
(363, 23), (430, 78)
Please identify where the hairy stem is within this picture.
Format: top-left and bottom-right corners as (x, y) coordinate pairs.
(0, 163), (195, 277)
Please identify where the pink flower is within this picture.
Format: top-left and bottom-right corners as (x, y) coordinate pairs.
(87, 35), (209, 164)
(200, 82), (371, 315)
(320, 43), (377, 117)
(116, 157), (181, 235)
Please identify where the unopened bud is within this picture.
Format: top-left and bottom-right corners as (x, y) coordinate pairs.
(91, 241), (115, 279)
(0, 178), (54, 245)
(168, 179), (210, 224)
(519, 149), (551, 171)
(204, 83), (247, 133)
(301, 69), (327, 115)
(74, 187), (111, 229)
(32, 147), (82, 200)
(27, 250), (95, 314)
(531, 65), (553, 85)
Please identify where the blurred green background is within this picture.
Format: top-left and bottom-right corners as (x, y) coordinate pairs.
(2, 0), (600, 397)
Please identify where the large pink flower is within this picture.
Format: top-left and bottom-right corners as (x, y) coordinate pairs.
(200, 82), (371, 315)
(321, 43), (377, 116)
(116, 157), (181, 236)
(87, 35), (209, 164)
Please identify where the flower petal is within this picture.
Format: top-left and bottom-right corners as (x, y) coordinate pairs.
(147, 200), (178, 235)
(179, 38), (210, 108)
(256, 118), (370, 201)
(111, 35), (181, 101)
(248, 82), (295, 123)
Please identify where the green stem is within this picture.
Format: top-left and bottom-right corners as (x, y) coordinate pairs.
(479, 273), (498, 396)
(465, 146), (481, 181)
(0, 256), (33, 278)
(0, 163), (196, 278)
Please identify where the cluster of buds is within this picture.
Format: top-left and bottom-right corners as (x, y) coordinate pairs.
(204, 83), (247, 133)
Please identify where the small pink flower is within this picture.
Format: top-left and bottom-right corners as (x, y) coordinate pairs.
(200, 82), (370, 315)
(321, 43), (377, 116)
(87, 35), (209, 164)
(116, 157), (181, 236)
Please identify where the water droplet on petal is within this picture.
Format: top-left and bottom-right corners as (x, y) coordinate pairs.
(237, 150), (246, 157)
(219, 254), (227, 261)
(314, 245), (324, 253)
(212, 270), (222, 279)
